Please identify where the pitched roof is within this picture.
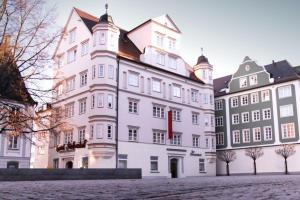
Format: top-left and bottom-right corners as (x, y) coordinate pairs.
(214, 60), (300, 97)
(0, 55), (35, 105)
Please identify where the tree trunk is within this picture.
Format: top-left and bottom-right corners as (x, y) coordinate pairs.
(285, 158), (288, 175)
(254, 159), (257, 175)
(226, 162), (229, 176)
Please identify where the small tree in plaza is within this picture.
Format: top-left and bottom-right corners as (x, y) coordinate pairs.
(275, 144), (296, 175)
(217, 150), (236, 176)
(245, 147), (264, 175)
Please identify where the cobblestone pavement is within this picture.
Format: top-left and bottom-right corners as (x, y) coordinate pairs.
(1, 175), (300, 200)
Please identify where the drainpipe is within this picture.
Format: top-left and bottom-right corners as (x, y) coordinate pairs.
(115, 56), (120, 168)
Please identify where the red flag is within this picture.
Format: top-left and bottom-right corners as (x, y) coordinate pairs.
(168, 110), (173, 139)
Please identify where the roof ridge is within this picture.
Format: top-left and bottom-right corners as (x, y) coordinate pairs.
(74, 7), (98, 21)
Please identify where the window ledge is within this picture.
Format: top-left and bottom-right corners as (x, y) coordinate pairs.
(150, 171), (160, 173)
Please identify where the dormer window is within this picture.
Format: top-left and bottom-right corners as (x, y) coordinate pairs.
(239, 77), (247, 88)
(156, 33), (164, 47)
(156, 51), (165, 65)
(168, 56), (177, 69)
(168, 37), (176, 50)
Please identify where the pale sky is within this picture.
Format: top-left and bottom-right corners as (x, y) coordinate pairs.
(47, 0), (300, 78)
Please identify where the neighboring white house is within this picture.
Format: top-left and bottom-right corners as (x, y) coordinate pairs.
(0, 36), (34, 169)
(48, 6), (216, 178)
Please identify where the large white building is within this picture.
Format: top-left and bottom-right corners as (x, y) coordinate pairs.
(49, 6), (216, 178)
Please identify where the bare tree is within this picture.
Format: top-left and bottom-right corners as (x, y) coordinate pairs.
(0, 0), (62, 138)
(217, 150), (237, 176)
(275, 144), (296, 175)
(245, 147), (263, 175)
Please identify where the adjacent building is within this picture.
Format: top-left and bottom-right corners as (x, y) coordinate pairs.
(48, 7), (216, 177)
(214, 56), (300, 175)
(0, 36), (35, 168)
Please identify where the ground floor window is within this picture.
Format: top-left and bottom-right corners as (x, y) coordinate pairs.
(53, 158), (59, 168)
(118, 154), (127, 168)
(264, 126), (273, 140)
(7, 161), (19, 169)
(281, 123), (295, 139)
(150, 156), (158, 172)
(82, 157), (88, 168)
(216, 132), (224, 145)
(199, 158), (205, 172)
(170, 133), (182, 146)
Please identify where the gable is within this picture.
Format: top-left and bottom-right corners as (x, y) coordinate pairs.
(152, 14), (181, 33)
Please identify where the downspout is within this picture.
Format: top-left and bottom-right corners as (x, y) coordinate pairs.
(115, 56), (120, 168)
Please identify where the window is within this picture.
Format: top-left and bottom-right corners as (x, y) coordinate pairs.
(232, 114), (239, 125)
(253, 127), (261, 142)
(100, 32), (106, 45)
(128, 127), (138, 142)
(252, 110), (260, 122)
(281, 123), (295, 139)
(150, 156), (158, 171)
(69, 29), (76, 44)
(216, 133), (224, 145)
(231, 97), (238, 108)
(66, 77), (75, 92)
(57, 84), (63, 96)
(204, 116), (209, 127)
(80, 72), (87, 87)
(156, 33), (164, 47)
(152, 79), (161, 92)
(242, 129), (250, 143)
(78, 128), (85, 143)
(278, 85), (292, 99)
(128, 72), (139, 86)
(128, 100), (138, 114)
(249, 75), (258, 86)
(199, 159), (205, 172)
(191, 89), (198, 102)
(240, 77), (247, 88)
(263, 108), (271, 120)
(250, 92), (259, 104)
(172, 109), (181, 121)
(98, 64), (105, 78)
(107, 94), (113, 109)
(153, 105), (165, 118)
(203, 94), (209, 104)
(173, 85), (181, 97)
(110, 33), (114, 47)
(65, 103), (74, 118)
(82, 157), (88, 169)
(264, 126), (272, 140)
(67, 48), (76, 63)
(211, 115), (214, 127)
(53, 134), (60, 146)
(8, 135), (18, 150)
(205, 138), (209, 148)
(280, 104), (294, 118)
(92, 65), (96, 79)
(210, 94), (213, 105)
(168, 37), (176, 50)
(97, 93), (104, 107)
(81, 40), (89, 56)
(64, 131), (73, 144)
(156, 51), (165, 65)
(90, 125), (94, 139)
(241, 95), (248, 106)
(57, 55), (64, 68)
(170, 134), (181, 146)
(79, 98), (86, 115)
(193, 136), (200, 147)
(233, 130), (240, 144)
(168, 56), (177, 69)
(107, 125), (113, 139)
(261, 90), (270, 102)
(215, 116), (223, 127)
(215, 100), (223, 110)
(96, 124), (103, 139)
(118, 154), (127, 168)
(192, 113), (199, 125)
(91, 94), (95, 109)
(153, 131), (165, 144)
(53, 159), (59, 169)
(108, 65), (114, 79)
(242, 112), (250, 123)
(7, 161), (19, 169)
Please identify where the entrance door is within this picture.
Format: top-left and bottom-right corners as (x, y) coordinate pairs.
(170, 158), (178, 178)
(65, 161), (73, 169)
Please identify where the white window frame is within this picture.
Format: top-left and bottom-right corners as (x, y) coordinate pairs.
(78, 128), (85, 143)
(150, 156), (159, 171)
(78, 98), (87, 115)
(216, 132), (224, 145)
(97, 93), (104, 107)
(173, 85), (181, 98)
(280, 104), (294, 118)
(192, 135), (200, 147)
(192, 113), (199, 125)
(242, 129), (250, 143)
(81, 40), (89, 56)
(215, 100), (223, 110)
(170, 133), (182, 146)
(249, 74), (258, 86)
(215, 116), (223, 127)
(153, 131), (165, 144)
(107, 94), (113, 109)
(8, 135), (19, 150)
(153, 105), (165, 118)
(199, 159), (205, 172)
(253, 127), (261, 142)
(172, 109), (181, 122)
(262, 108), (272, 120)
(128, 99), (138, 114)
(231, 97), (238, 108)
(240, 95), (248, 106)
(98, 64), (105, 78)
(261, 90), (270, 102)
(191, 89), (198, 102)
(252, 110), (260, 122)
(250, 92), (259, 104)
(281, 123), (295, 139)
(233, 130), (240, 144)
(232, 114), (239, 125)
(241, 112), (250, 123)
(263, 126), (273, 141)
(240, 77), (247, 88)
(128, 72), (139, 87)
(80, 71), (87, 87)
(152, 79), (161, 93)
(278, 85), (292, 99)
(108, 65), (114, 79)
(69, 29), (76, 44)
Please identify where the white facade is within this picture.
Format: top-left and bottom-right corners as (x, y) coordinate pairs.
(48, 7), (215, 177)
